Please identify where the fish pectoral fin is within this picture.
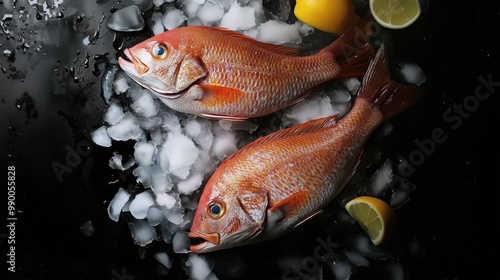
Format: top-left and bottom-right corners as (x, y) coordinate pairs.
(197, 84), (247, 102)
(196, 84), (250, 120)
(237, 186), (268, 225)
(268, 190), (309, 221)
(175, 57), (206, 91)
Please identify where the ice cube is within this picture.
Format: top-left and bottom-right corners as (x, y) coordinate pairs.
(104, 102), (125, 125)
(187, 16), (203, 26)
(147, 205), (165, 226)
(133, 165), (153, 188)
(153, 0), (169, 7)
(151, 164), (174, 193)
(113, 73), (130, 95)
(185, 118), (214, 150)
(107, 112), (143, 141)
(219, 2), (255, 30)
(297, 22), (314, 36)
(161, 110), (182, 134)
(162, 132), (199, 179)
(149, 128), (164, 146)
(329, 89), (352, 103)
(129, 219), (157, 246)
(283, 95), (335, 125)
(256, 20), (302, 44)
(186, 253), (214, 280)
(106, 5), (145, 32)
(343, 249), (370, 267)
(371, 160), (393, 195)
(172, 230), (191, 254)
(160, 221), (174, 243)
(129, 190), (156, 219)
(164, 206), (184, 224)
(351, 233), (389, 260)
(211, 130), (238, 159)
(108, 188), (131, 222)
(152, 12), (165, 35)
(181, 0), (202, 18)
(162, 8), (187, 30)
(154, 252), (173, 269)
(134, 142), (157, 166)
(156, 192), (177, 208)
(177, 172), (204, 195)
(184, 118), (203, 138)
(91, 126), (112, 147)
(399, 62), (425, 85)
(323, 254), (353, 280)
(390, 189), (410, 208)
(344, 77), (361, 94)
(129, 89), (160, 118)
(139, 116), (163, 131)
(197, 1), (224, 26)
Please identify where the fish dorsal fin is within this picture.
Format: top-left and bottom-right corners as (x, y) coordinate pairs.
(222, 115), (338, 164)
(209, 27), (300, 56)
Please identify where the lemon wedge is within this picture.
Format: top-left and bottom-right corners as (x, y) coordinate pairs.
(345, 196), (396, 245)
(369, 0), (421, 29)
(294, 0), (360, 34)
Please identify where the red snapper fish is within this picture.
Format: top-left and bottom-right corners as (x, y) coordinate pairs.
(188, 45), (424, 253)
(118, 18), (374, 120)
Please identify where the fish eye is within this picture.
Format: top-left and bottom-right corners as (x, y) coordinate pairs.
(207, 201), (225, 219)
(151, 43), (168, 59)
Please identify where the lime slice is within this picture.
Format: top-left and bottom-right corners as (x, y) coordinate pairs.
(369, 0), (421, 29)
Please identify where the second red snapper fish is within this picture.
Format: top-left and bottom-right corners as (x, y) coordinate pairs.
(188, 45), (424, 253)
(118, 18), (374, 120)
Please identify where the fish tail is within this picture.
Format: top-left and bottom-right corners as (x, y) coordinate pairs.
(325, 17), (375, 79)
(357, 44), (425, 122)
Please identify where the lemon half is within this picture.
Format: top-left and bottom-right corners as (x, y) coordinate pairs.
(294, 0), (360, 34)
(369, 0), (421, 29)
(345, 196), (396, 245)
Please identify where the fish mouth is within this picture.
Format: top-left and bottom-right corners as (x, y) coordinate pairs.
(189, 231), (220, 253)
(118, 48), (149, 75)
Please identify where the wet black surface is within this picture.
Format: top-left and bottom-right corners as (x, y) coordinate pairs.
(2, 1), (500, 280)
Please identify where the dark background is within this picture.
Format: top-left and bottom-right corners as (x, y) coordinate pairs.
(2, 0), (500, 279)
